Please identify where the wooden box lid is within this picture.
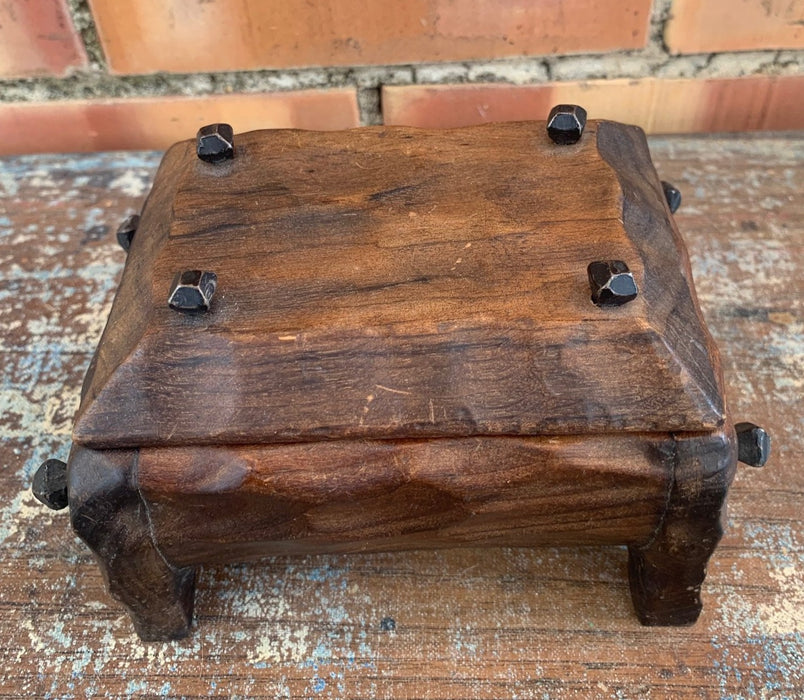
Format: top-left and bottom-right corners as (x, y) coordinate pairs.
(73, 120), (725, 449)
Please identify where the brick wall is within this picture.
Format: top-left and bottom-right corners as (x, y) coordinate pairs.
(0, 0), (801, 154)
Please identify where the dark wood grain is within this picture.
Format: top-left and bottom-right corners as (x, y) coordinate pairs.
(62, 120), (739, 638)
(73, 121), (725, 449)
(2, 134), (799, 697)
(628, 427), (737, 625)
(596, 121), (725, 426)
(137, 434), (672, 565)
(67, 445), (196, 640)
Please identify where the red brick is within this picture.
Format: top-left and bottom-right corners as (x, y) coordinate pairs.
(665, 0), (804, 54)
(764, 75), (804, 131)
(382, 84), (556, 129)
(0, 90), (360, 156)
(0, 0), (87, 77)
(699, 76), (804, 132)
(87, 0), (651, 75)
(382, 76), (804, 134)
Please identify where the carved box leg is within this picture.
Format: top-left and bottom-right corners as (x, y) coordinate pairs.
(67, 446), (197, 641)
(627, 429), (737, 625)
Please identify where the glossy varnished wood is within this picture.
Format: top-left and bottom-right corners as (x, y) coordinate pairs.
(73, 121), (724, 449)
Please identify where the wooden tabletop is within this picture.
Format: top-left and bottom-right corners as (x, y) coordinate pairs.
(0, 132), (801, 699)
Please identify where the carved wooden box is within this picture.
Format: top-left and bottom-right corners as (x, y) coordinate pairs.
(34, 111), (769, 641)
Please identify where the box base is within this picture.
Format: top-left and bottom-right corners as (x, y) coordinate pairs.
(67, 429), (735, 640)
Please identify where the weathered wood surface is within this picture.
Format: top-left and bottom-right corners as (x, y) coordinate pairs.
(74, 122), (723, 449)
(628, 428), (736, 627)
(68, 445), (196, 641)
(0, 134), (801, 697)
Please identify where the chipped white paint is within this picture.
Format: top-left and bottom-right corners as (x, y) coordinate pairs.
(108, 169), (151, 198)
(250, 624), (313, 666)
(0, 167), (19, 197)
